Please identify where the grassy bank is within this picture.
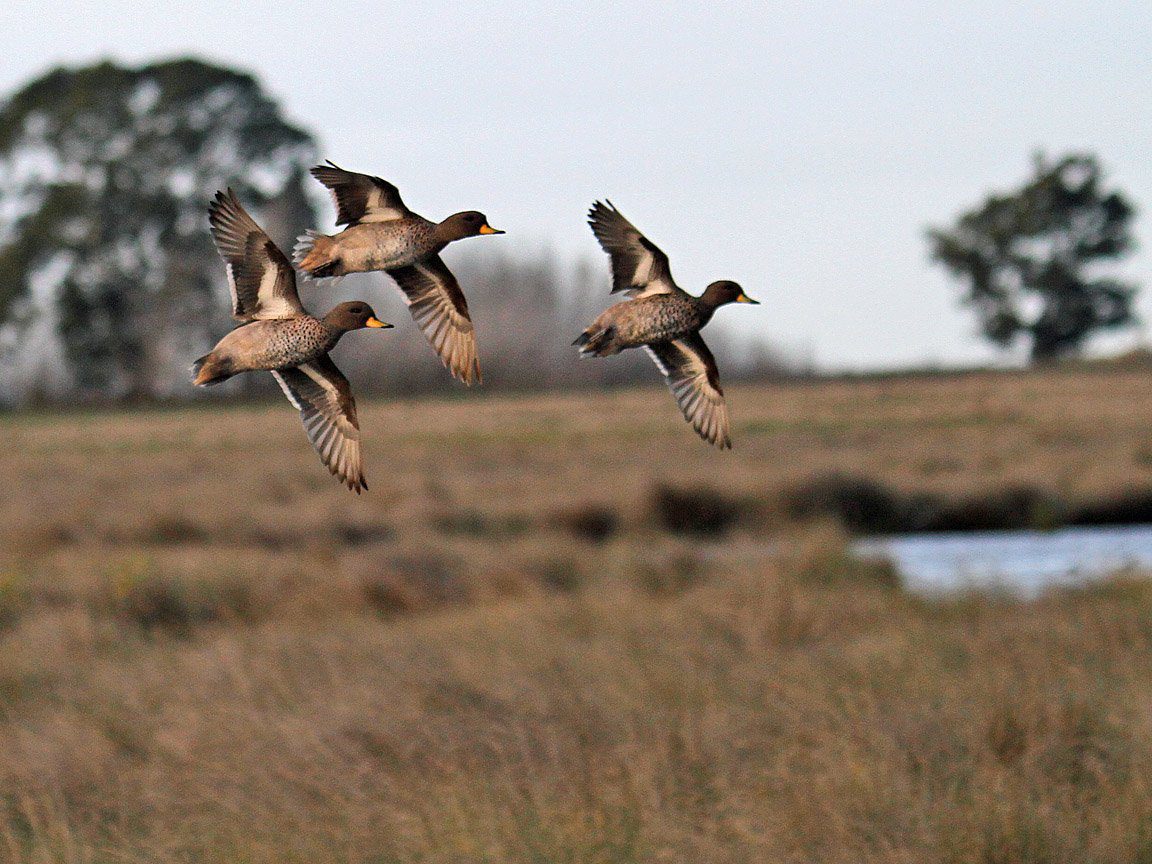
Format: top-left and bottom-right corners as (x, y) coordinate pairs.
(3, 367), (1152, 861)
(5, 538), (1152, 863)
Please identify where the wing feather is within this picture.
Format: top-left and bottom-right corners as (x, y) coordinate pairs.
(309, 161), (411, 225)
(645, 333), (732, 449)
(386, 255), (481, 385)
(271, 356), (368, 493)
(208, 189), (303, 321)
(587, 200), (679, 298)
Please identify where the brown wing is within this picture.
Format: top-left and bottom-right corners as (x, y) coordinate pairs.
(271, 355), (367, 493)
(588, 200), (679, 298)
(310, 161), (412, 225)
(386, 255), (480, 385)
(208, 188), (303, 321)
(645, 333), (732, 449)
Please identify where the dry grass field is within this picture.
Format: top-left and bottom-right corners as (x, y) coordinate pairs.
(4, 366), (1152, 862)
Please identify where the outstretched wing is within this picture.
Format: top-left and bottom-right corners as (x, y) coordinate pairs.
(271, 355), (367, 493)
(208, 189), (303, 322)
(310, 161), (412, 225)
(645, 333), (731, 449)
(588, 200), (679, 298)
(385, 255), (481, 385)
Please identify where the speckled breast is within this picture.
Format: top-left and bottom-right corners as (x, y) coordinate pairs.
(250, 317), (338, 370)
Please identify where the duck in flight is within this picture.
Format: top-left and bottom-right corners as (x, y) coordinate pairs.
(294, 161), (503, 386)
(575, 201), (759, 449)
(193, 188), (392, 493)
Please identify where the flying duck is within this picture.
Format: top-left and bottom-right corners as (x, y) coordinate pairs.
(294, 161), (504, 385)
(193, 188), (393, 493)
(574, 201), (759, 449)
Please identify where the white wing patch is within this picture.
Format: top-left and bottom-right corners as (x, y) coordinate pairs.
(357, 187), (407, 222)
(271, 370), (303, 410)
(254, 265), (301, 319)
(208, 188), (304, 322)
(300, 362), (337, 395)
(225, 263), (241, 314)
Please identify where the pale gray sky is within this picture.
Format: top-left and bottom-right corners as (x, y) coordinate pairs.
(5, 1), (1151, 369)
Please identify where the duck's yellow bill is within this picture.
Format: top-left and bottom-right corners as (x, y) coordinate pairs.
(365, 317), (394, 328)
(479, 224), (505, 235)
(736, 292), (760, 305)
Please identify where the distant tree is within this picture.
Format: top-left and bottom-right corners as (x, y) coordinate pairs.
(928, 153), (1138, 362)
(0, 58), (317, 400)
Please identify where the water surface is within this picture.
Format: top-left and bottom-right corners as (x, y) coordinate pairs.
(854, 524), (1152, 595)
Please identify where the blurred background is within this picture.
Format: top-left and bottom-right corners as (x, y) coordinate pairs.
(2, 0), (1151, 403)
(4, 3), (1152, 863)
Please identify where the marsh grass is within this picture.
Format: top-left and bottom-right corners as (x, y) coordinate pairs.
(6, 555), (1152, 863)
(3, 369), (1152, 861)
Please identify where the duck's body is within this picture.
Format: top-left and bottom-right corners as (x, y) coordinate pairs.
(298, 217), (439, 277)
(193, 315), (347, 385)
(576, 293), (715, 356)
(575, 201), (759, 449)
(194, 189), (392, 493)
(294, 161), (504, 385)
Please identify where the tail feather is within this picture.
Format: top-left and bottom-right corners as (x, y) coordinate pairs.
(574, 326), (617, 357)
(293, 230), (341, 279)
(291, 230), (318, 268)
(191, 353), (234, 387)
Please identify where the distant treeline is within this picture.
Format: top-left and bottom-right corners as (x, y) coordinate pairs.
(2, 246), (794, 406)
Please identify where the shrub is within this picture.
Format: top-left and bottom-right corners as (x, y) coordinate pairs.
(361, 554), (470, 614)
(650, 484), (741, 537)
(549, 505), (620, 543)
(924, 486), (1065, 532)
(537, 560), (585, 593)
(432, 509), (531, 538)
(0, 569), (29, 630)
(783, 472), (904, 534)
(105, 558), (257, 636)
(1070, 487), (1152, 526)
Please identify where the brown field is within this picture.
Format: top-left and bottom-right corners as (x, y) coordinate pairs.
(4, 366), (1152, 862)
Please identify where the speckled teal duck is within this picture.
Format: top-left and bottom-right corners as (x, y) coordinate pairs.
(293, 161), (504, 385)
(193, 188), (393, 493)
(574, 201), (759, 449)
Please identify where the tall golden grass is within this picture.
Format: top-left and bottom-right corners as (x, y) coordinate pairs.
(3, 367), (1152, 862)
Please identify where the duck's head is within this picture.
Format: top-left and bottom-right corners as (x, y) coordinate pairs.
(438, 211), (505, 241)
(701, 280), (759, 308)
(324, 301), (394, 332)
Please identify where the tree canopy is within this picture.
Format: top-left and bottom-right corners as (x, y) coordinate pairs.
(928, 154), (1138, 362)
(0, 58), (317, 400)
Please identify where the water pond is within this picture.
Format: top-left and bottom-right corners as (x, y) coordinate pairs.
(853, 524), (1152, 596)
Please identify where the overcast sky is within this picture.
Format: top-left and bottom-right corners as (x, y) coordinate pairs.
(4, 1), (1150, 369)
